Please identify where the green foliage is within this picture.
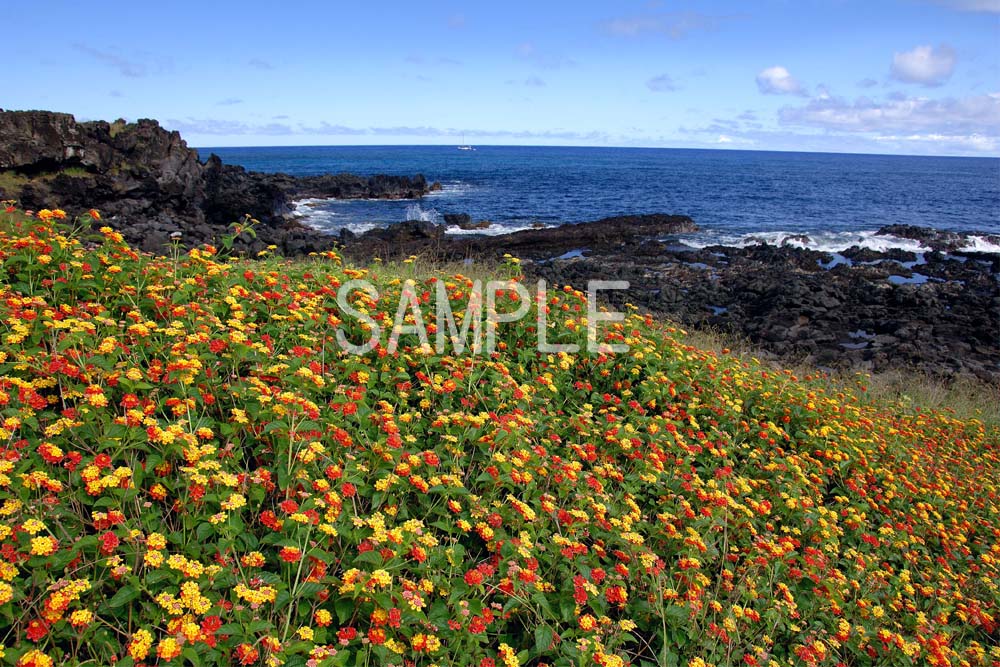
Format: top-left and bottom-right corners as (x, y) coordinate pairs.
(0, 204), (997, 667)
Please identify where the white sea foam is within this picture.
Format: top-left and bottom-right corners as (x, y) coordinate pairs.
(959, 235), (1000, 254)
(291, 199), (341, 230)
(684, 230), (932, 254)
(404, 203), (441, 223)
(444, 222), (554, 236)
(291, 197), (336, 216)
(424, 181), (474, 198)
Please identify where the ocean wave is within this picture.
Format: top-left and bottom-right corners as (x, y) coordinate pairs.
(424, 181), (475, 198)
(959, 235), (1000, 254)
(444, 222), (555, 236)
(404, 203), (441, 223)
(684, 230), (932, 254)
(290, 197), (336, 215)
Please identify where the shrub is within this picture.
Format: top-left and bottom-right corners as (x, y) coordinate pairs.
(0, 204), (997, 666)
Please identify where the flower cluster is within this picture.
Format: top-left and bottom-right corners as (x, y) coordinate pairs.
(0, 203), (997, 666)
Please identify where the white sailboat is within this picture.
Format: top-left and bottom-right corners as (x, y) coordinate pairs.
(457, 133), (474, 150)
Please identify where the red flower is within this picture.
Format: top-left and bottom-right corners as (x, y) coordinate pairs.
(99, 531), (120, 555)
(201, 615), (222, 633)
(235, 643), (259, 665)
(605, 585), (628, 606)
(37, 443), (63, 464)
(279, 546), (302, 563)
(278, 499), (299, 513)
(260, 511), (282, 531)
(26, 619), (49, 642)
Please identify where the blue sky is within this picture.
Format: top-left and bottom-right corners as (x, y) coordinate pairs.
(5, 0), (998, 155)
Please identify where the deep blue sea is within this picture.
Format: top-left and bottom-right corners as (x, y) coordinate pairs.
(199, 145), (1000, 252)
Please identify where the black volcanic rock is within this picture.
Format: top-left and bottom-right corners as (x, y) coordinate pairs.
(0, 109), (432, 254)
(876, 224), (1000, 253)
(337, 217), (999, 383)
(443, 213), (472, 227)
(294, 173), (430, 200)
(340, 213), (698, 262)
(443, 213), (492, 230)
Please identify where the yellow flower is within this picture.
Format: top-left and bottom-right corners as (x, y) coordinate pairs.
(69, 610), (94, 627)
(30, 536), (58, 556)
(17, 650), (53, 667)
(21, 519), (45, 535)
(157, 637), (182, 661)
(0, 582), (13, 605)
(499, 643), (520, 667)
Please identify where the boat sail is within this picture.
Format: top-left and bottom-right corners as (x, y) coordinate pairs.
(457, 133), (474, 150)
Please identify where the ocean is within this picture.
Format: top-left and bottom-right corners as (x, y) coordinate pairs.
(198, 145), (1000, 252)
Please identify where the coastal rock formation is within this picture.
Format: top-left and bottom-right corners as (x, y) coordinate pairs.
(0, 109), (432, 254)
(338, 218), (999, 382)
(339, 213), (699, 260)
(3, 110), (995, 381)
(877, 224), (1000, 253)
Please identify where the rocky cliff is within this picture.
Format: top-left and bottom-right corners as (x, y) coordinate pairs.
(0, 109), (433, 254)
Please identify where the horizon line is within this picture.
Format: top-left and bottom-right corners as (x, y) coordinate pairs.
(191, 142), (1000, 160)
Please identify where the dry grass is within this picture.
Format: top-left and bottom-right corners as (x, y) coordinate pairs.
(677, 322), (999, 426)
(363, 254), (1000, 427)
(363, 254), (516, 285)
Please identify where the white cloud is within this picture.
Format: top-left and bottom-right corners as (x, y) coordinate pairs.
(506, 76), (546, 87)
(516, 42), (576, 70)
(890, 44), (956, 86)
(756, 66), (807, 96)
(163, 118), (611, 142)
(600, 11), (724, 39)
(646, 73), (677, 92)
(929, 0), (1000, 12)
(778, 91), (1000, 135)
(875, 133), (997, 152)
(73, 44), (147, 77)
(715, 134), (755, 145)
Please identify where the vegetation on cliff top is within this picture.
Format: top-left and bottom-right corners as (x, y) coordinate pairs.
(0, 204), (997, 667)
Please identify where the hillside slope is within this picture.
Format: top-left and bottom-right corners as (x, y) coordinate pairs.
(0, 205), (997, 667)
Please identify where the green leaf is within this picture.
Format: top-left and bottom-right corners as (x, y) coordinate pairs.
(298, 581), (325, 597)
(196, 521), (214, 542)
(182, 647), (202, 666)
(334, 597), (355, 624)
(328, 650), (353, 667)
(535, 625), (554, 653)
(352, 550), (383, 566)
(108, 585), (140, 608)
(531, 591), (554, 617)
(247, 619), (274, 634)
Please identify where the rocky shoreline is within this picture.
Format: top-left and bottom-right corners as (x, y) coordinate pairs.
(0, 110), (433, 254)
(337, 215), (1000, 383)
(2, 110), (997, 382)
